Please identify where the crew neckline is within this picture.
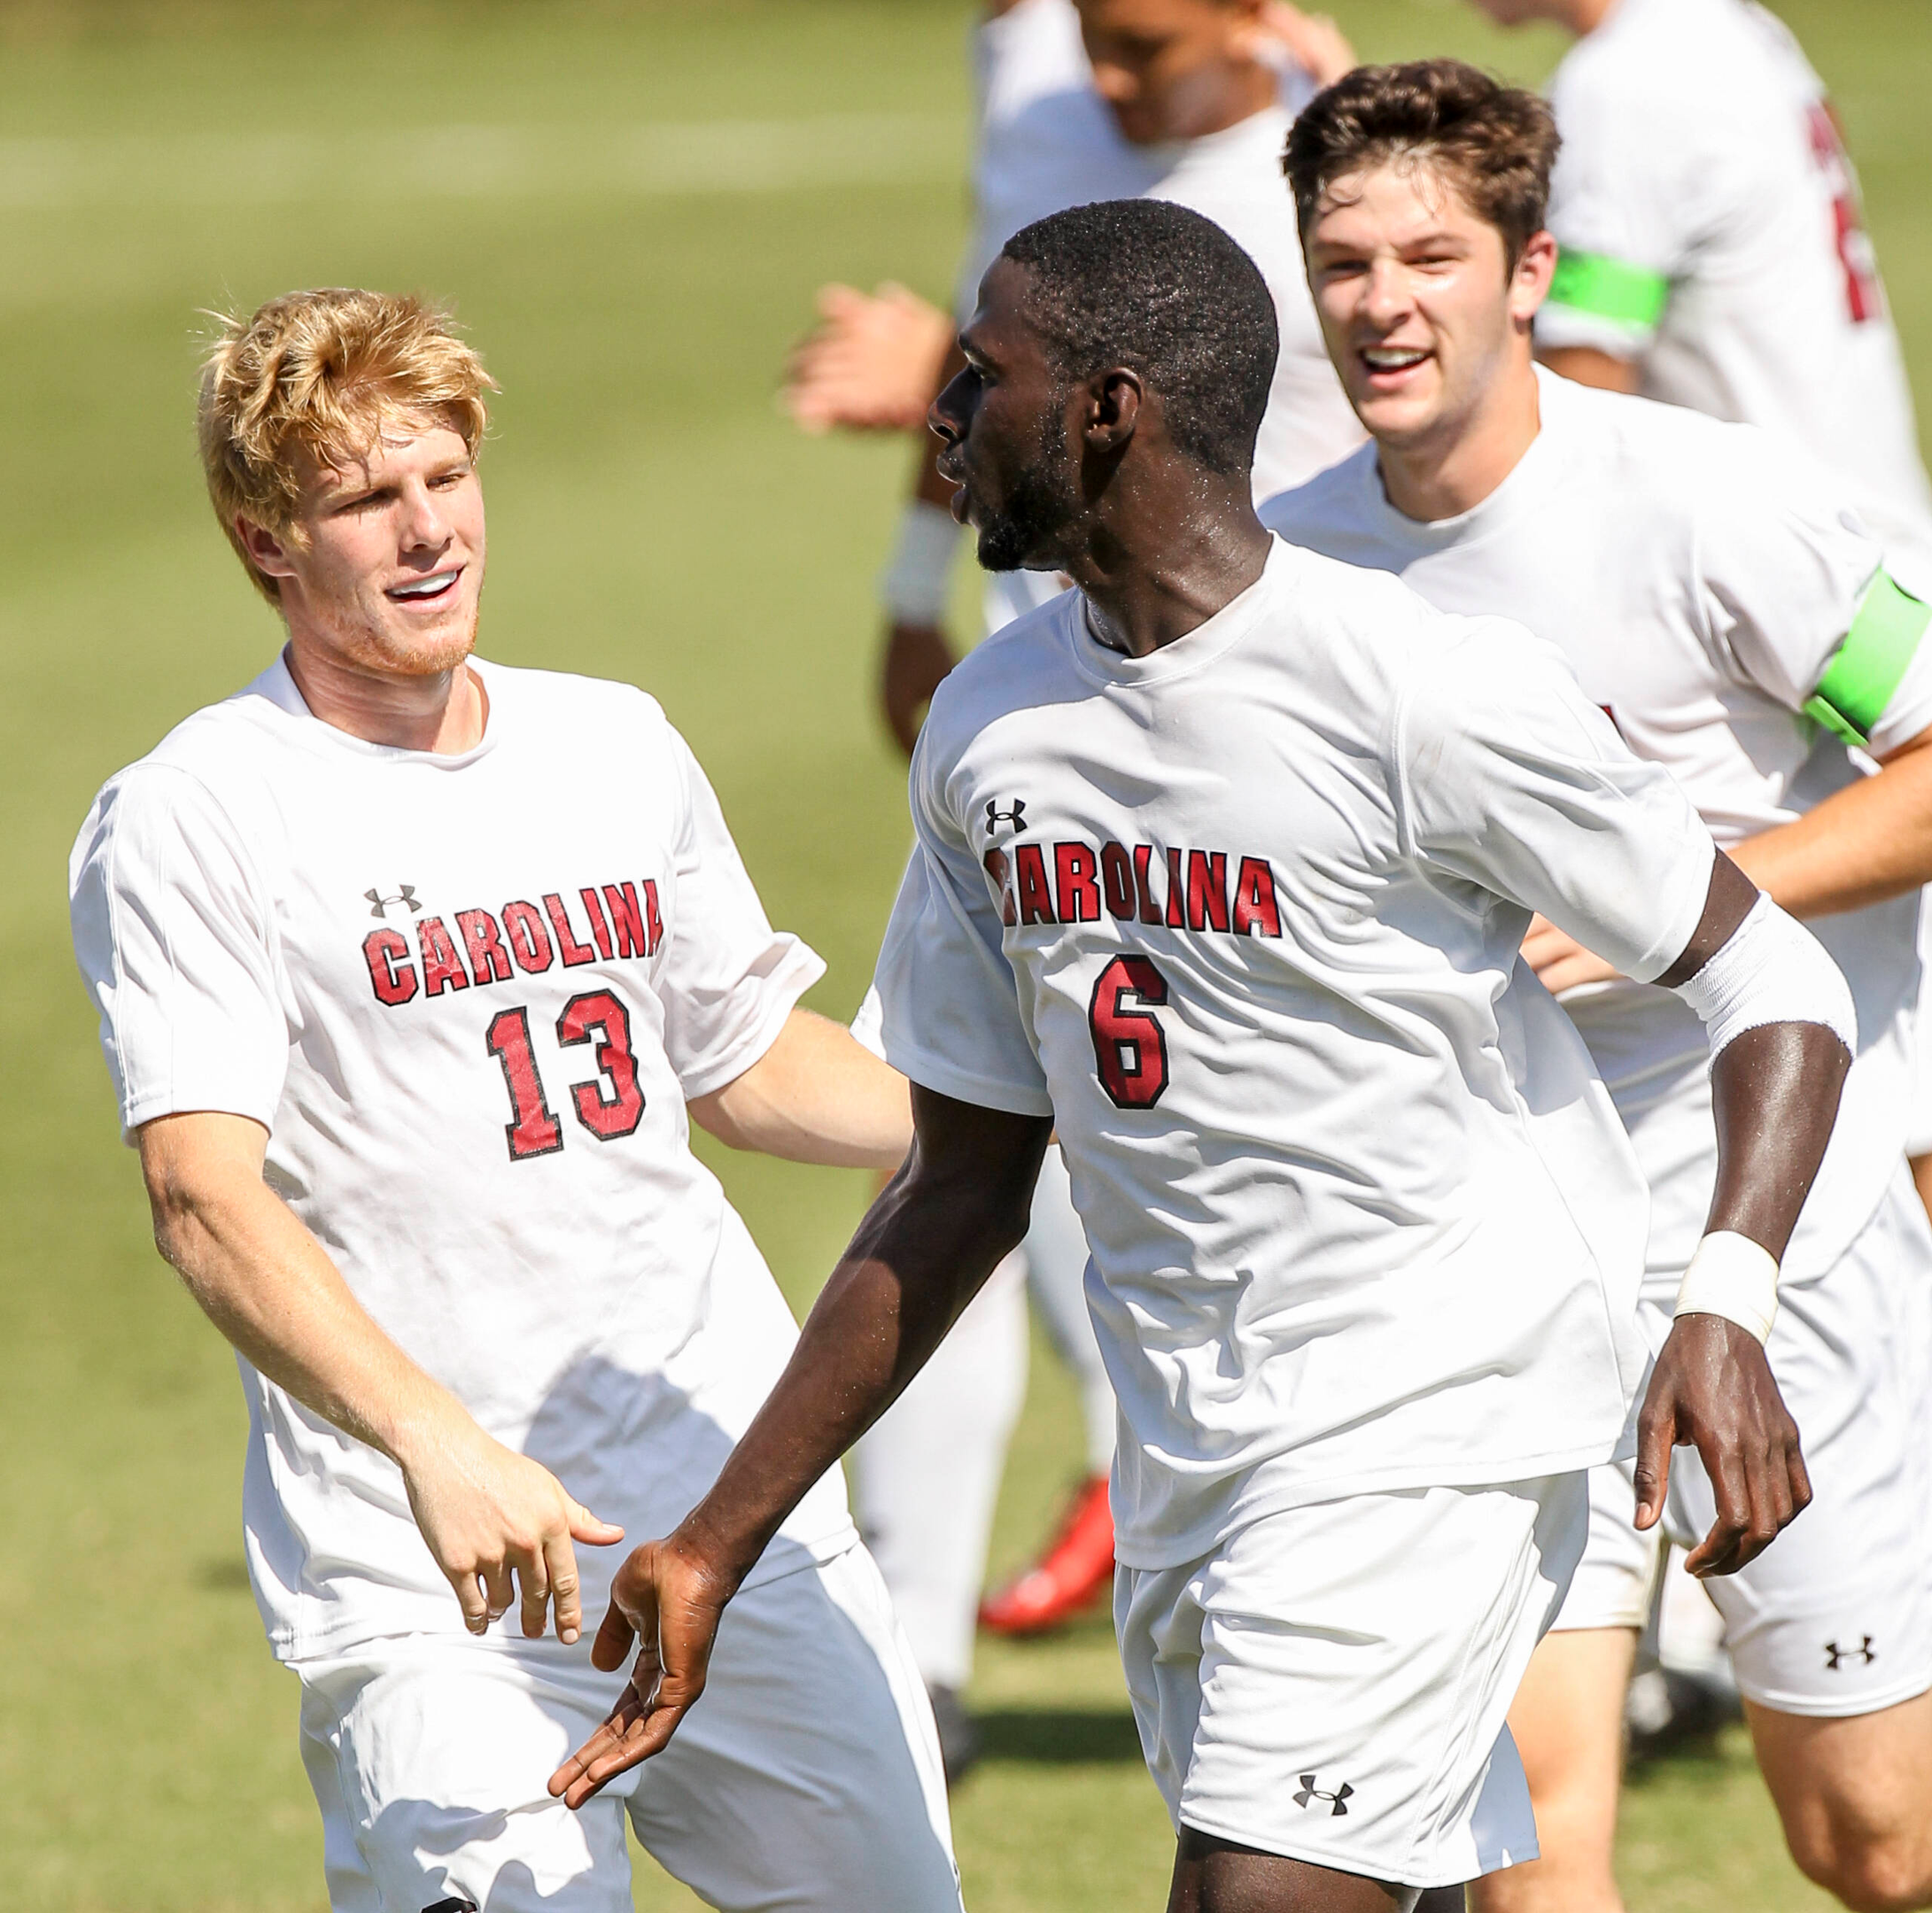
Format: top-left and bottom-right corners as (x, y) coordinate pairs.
(257, 649), (505, 767)
(1065, 538), (1289, 688)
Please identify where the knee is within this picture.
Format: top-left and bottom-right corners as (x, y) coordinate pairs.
(1795, 1835), (1932, 1913)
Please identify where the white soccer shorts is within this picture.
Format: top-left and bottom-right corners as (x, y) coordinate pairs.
(1116, 1473), (1587, 1891)
(1552, 1165), (1932, 1717)
(294, 1544), (963, 1913)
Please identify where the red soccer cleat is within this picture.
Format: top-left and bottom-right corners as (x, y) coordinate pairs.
(979, 1474), (1115, 1635)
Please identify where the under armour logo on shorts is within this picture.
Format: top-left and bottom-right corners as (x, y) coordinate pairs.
(985, 798), (1028, 835)
(1825, 1635), (1877, 1669)
(366, 883), (423, 919)
(1294, 1774), (1354, 1816)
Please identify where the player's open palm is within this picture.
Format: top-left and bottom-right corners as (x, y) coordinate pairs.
(401, 1420), (623, 1644)
(548, 1537), (732, 1807)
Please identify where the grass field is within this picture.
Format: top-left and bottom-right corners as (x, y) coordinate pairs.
(0, 2), (1925, 1907)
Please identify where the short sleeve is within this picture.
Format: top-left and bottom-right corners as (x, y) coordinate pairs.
(1537, 58), (1698, 358)
(871, 738), (1053, 1119)
(653, 728), (826, 1102)
(1397, 619), (1716, 985)
(68, 766), (289, 1137)
(1692, 433), (1932, 755)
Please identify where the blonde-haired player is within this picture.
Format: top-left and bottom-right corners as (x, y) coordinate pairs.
(69, 288), (962, 1913)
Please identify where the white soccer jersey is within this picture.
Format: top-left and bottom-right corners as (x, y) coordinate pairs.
(963, 0), (1361, 505)
(873, 537), (1719, 1568)
(1262, 369), (1932, 1285)
(69, 656), (854, 1661)
(1536, 0), (1932, 570)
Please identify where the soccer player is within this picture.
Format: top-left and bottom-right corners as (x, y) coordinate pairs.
(67, 289), (962, 1913)
(814, 0), (1371, 1702)
(549, 197), (1848, 1913)
(1260, 61), (1932, 1912)
(1464, 0), (1932, 574)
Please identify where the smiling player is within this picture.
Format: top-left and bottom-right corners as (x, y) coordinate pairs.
(67, 288), (962, 1913)
(550, 199), (1852, 1913)
(1261, 62), (1932, 1913)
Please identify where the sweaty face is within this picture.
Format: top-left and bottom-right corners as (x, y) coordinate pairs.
(930, 259), (1083, 573)
(1075, 0), (1267, 145)
(252, 420), (486, 678)
(1303, 161), (1544, 455)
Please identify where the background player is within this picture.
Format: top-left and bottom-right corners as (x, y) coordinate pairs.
(1468, 0), (1932, 1243)
(68, 289), (961, 1913)
(795, 0), (1369, 1727)
(552, 199), (1847, 1913)
(1263, 61), (1932, 1913)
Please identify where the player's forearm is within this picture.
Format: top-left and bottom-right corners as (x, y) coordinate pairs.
(1728, 739), (1932, 918)
(140, 1124), (469, 1468)
(677, 1109), (1046, 1585)
(1702, 1020), (1851, 1256)
(687, 1010), (912, 1168)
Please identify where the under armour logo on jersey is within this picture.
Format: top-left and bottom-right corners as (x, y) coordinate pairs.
(366, 884), (423, 919)
(1294, 1774), (1354, 1816)
(1826, 1636), (1877, 1669)
(986, 797), (1028, 836)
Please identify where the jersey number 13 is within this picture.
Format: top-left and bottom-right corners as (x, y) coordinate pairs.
(485, 988), (645, 1160)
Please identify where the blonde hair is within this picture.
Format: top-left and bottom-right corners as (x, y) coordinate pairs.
(198, 288), (496, 601)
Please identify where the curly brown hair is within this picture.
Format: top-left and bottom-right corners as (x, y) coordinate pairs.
(1283, 59), (1559, 269)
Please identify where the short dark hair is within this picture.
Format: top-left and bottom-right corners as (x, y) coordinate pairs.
(998, 198), (1277, 477)
(1284, 60), (1559, 268)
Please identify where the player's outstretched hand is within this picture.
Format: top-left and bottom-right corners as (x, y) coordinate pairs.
(1520, 912), (1624, 996)
(782, 282), (953, 436)
(400, 1416), (623, 1644)
(547, 1536), (733, 1808)
(1634, 1313), (1811, 1577)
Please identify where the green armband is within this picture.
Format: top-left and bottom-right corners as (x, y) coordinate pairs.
(1804, 572), (1932, 748)
(1548, 248), (1670, 329)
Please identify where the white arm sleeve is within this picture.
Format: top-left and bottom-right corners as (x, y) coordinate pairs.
(1398, 617), (1716, 984)
(68, 766), (289, 1136)
(1673, 892), (1856, 1062)
(653, 727), (826, 1102)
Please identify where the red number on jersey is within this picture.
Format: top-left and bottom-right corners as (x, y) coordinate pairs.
(556, 989), (647, 1140)
(485, 1006), (565, 1160)
(1090, 956), (1170, 1109)
(1806, 103), (1882, 324)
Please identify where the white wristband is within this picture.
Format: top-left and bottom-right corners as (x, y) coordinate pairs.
(878, 500), (962, 623)
(1673, 1230), (1780, 1344)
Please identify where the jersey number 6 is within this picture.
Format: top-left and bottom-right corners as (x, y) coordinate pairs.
(1090, 956), (1171, 1110)
(485, 989), (646, 1161)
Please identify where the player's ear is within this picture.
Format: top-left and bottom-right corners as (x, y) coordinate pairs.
(1511, 229), (1560, 321)
(236, 515), (299, 582)
(1085, 368), (1144, 452)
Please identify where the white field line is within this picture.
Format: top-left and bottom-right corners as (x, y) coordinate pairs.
(0, 111), (966, 208)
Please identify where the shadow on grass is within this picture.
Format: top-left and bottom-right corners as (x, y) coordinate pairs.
(196, 1556), (252, 1592)
(975, 1706), (1144, 1764)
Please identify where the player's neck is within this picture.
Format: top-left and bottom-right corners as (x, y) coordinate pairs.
(1071, 484), (1272, 659)
(283, 635), (489, 755)
(1373, 360), (1543, 525)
